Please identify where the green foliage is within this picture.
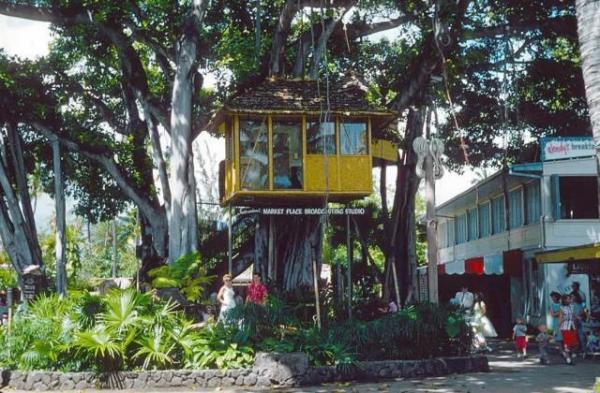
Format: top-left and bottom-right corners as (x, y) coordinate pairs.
(186, 324), (254, 370)
(148, 253), (216, 303)
(0, 265), (17, 290)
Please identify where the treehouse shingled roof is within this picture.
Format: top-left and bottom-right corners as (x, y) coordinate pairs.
(225, 78), (391, 115)
(215, 78), (397, 207)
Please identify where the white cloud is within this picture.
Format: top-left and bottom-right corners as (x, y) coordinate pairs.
(0, 16), (51, 59)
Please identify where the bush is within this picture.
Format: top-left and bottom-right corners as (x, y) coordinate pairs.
(0, 292), (469, 372)
(0, 289), (255, 372)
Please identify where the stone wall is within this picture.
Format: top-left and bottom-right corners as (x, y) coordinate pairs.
(2, 353), (488, 391)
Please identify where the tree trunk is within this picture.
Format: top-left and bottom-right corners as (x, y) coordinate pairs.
(383, 106), (423, 305)
(576, 0), (600, 216)
(254, 215), (323, 293)
(52, 138), (67, 296)
(167, 0), (206, 263)
(0, 127), (44, 278)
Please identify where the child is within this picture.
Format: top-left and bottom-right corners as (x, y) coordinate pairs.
(535, 324), (552, 364)
(512, 317), (528, 358)
(585, 329), (600, 357)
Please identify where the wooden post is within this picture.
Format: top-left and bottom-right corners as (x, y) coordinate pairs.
(268, 215), (274, 281)
(312, 248), (321, 330)
(346, 213), (352, 319)
(228, 205), (233, 275)
(112, 219), (118, 278)
(391, 257), (401, 306)
(425, 154), (439, 303)
(52, 138), (67, 297)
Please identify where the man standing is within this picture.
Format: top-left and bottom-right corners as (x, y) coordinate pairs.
(246, 272), (268, 305)
(454, 285), (475, 313)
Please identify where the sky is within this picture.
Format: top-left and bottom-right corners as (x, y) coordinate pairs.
(0, 14), (477, 224)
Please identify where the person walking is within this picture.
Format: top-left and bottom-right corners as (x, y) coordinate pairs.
(474, 292), (498, 338)
(217, 274), (236, 323)
(536, 324), (552, 365)
(549, 291), (563, 347)
(512, 317), (528, 358)
(570, 282), (587, 353)
(558, 294), (577, 364)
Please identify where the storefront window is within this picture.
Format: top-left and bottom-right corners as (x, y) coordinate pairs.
(273, 118), (303, 189)
(307, 120), (336, 154)
(340, 120), (367, 155)
(559, 176), (599, 219)
(239, 116), (268, 190)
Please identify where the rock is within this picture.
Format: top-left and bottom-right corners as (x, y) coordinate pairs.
(221, 376), (235, 387)
(235, 375), (245, 386)
(252, 352), (308, 386)
(243, 374), (257, 386)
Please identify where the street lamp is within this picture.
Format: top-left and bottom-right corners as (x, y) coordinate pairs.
(413, 136), (445, 303)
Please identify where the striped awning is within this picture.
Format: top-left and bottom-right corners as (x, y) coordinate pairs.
(535, 243), (600, 264)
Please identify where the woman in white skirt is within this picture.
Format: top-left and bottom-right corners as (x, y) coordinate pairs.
(217, 274), (236, 323)
(473, 292), (497, 351)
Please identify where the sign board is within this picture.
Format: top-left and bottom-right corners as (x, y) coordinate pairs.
(258, 207), (368, 216)
(541, 137), (594, 161)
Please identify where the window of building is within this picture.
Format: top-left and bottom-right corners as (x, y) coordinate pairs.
(239, 116), (268, 190)
(438, 221), (447, 248)
(340, 120), (368, 155)
(509, 188), (523, 229)
(455, 213), (468, 244)
(558, 176), (599, 219)
(307, 120), (336, 154)
(448, 218), (455, 245)
(273, 118), (303, 189)
(491, 195), (505, 234)
(467, 208), (478, 241)
(525, 181), (541, 224)
(479, 202), (491, 238)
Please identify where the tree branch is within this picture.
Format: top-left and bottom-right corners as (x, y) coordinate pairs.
(32, 122), (164, 224)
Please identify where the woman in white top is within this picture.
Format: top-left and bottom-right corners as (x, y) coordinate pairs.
(217, 274), (236, 323)
(473, 292), (498, 338)
(558, 294), (577, 364)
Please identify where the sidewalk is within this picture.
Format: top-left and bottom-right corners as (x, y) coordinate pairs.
(4, 340), (599, 392)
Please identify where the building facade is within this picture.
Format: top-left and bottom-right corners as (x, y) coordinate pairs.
(436, 139), (599, 333)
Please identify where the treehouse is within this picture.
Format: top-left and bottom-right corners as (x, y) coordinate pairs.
(213, 78), (397, 206)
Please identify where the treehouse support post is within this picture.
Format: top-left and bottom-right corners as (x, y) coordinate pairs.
(346, 212), (353, 319)
(312, 245), (321, 329)
(228, 205), (233, 275)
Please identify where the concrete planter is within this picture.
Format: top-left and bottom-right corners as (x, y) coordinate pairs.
(1, 353), (488, 391)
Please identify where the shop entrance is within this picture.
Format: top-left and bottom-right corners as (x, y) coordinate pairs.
(439, 274), (512, 337)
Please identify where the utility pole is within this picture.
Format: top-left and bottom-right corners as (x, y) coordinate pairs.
(413, 136), (445, 303)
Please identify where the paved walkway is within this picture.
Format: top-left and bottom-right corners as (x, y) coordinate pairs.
(4, 341), (599, 393)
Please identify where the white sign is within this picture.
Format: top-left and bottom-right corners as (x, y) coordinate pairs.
(260, 207), (367, 216)
(541, 137), (594, 161)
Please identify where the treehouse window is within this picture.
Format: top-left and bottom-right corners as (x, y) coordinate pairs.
(273, 118), (303, 189)
(340, 120), (368, 155)
(239, 116), (269, 190)
(307, 120), (336, 154)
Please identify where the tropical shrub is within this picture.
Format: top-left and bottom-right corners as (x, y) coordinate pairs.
(148, 253), (216, 303)
(0, 265), (17, 290)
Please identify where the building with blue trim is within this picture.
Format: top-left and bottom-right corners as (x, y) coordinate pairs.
(435, 137), (600, 334)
